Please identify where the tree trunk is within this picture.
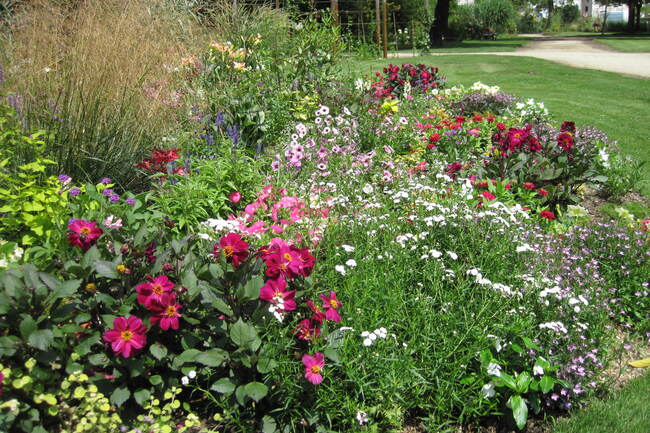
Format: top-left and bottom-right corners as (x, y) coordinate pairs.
(627, 0), (636, 32)
(635, 1), (641, 31)
(546, 0), (554, 28)
(429, 0), (450, 48)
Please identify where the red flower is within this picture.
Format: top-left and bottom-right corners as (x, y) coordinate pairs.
(102, 316), (147, 358)
(473, 114), (483, 122)
(539, 210), (556, 220)
(537, 188), (549, 197)
(302, 352), (325, 385)
(262, 238), (314, 280)
(136, 275), (174, 308)
(214, 233), (249, 268)
(229, 191), (242, 203)
(446, 162), (463, 177)
(136, 148), (181, 173)
(427, 133), (441, 149)
(149, 292), (182, 330)
(259, 277), (296, 312)
(293, 319), (320, 342)
(482, 192), (496, 201)
(560, 121), (576, 134)
(320, 291), (342, 323)
(67, 219), (103, 251)
(557, 132), (575, 151)
(307, 300), (327, 324)
(496, 122), (506, 131)
(523, 182), (535, 190)
(486, 115), (496, 123)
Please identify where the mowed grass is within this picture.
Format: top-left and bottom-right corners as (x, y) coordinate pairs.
(341, 54), (650, 196)
(595, 36), (650, 52)
(394, 36), (532, 54)
(552, 371), (650, 433)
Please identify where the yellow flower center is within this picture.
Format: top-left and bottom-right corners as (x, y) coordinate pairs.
(283, 253), (293, 262)
(165, 305), (177, 317)
(80, 227), (91, 235)
(120, 331), (133, 342)
(223, 246), (234, 257)
(329, 299), (338, 309)
(152, 284), (163, 295)
(310, 365), (322, 374)
(85, 283), (96, 292)
(116, 264), (126, 273)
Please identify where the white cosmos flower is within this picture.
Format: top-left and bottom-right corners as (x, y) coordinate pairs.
(346, 259), (357, 268)
(342, 244), (355, 252)
(481, 382), (496, 398)
(335, 265), (346, 276)
(181, 376), (189, 385)
(487, 362), (502, 377)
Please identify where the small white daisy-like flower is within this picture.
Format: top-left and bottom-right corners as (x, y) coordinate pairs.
(533, 365), (544, 376)
(335, 265), (346, 276)
(363, 338), (373, 347)
(181, 376), (189, 386)
(481, 382), (495, 398)
(188, 370), (197, 379)
(356, 411), (369, 425)
(486, 362), (502, 377)
(342, 244), (355, 252)
(346, 259), (357, 268)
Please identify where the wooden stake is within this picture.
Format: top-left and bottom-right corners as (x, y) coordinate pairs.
(382, 0), (388, 58)
(375, 0), (381, 47)
(331, 0), (339, 26)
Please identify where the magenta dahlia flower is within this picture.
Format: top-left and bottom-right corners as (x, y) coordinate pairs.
(67, 219), (103, 251)
(149, 292), (182, 330)
(136, 275), (174, 308)
(302, 352), (325, 385)
(102, 316), (147, 358)
(214, 233), (249, 268)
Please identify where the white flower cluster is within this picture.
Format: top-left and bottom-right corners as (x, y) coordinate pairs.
(466, 268), (517, 297)
(0, 242), (23, 269)
(181, 370), (197, 386)
(361, 327), (388, 346)
(539, 321), (568, 334)
(199, 218), (241, 240)
(470, 81), (501, 95)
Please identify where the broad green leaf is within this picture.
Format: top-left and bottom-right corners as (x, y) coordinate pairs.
(237, 275), (263, 301)
(150, 343), (168, 360)
(539, 375), (555, 393)
(195, 349), (227, 367)
(516, 372), (531, 394)
(149, 375), (163, 386)
(209, 263), (224, 280)
(134, 388), (151, 406)
(243, 382), (268, 402)
(20, 316), (37, 340)
(28, 329), (54, 351)
(324, 347), (341, 364)
(509, 395), (528, 430)
(175, 349), (201, 364)
(257, 357), (278, 374)
(110, 387), (131, 406)
(94, 261), (118, 279)
(211, 378), (236, 394)
(262, 415), (277, 433)
(229, 319), (260, 351)
(212, 297), (234, 316)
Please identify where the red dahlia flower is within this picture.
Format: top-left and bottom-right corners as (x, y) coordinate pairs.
(560, 121), (576, 134)
(102, 316), (147, 358)
(307, 300), (327, 324)
(214, 233), (249, 268)
(136, 275), (174, 308)
(523, 182), (535, 190)
(302, 352), (325, 385)
(557, 132), (575, 151)
(293, 319), (320, 342)
(539, 210), (556, 220)
(320, 291), (343, 323)
(259, 277), (296, 312)
(537, 188), (549, 197)
(67, 219), (103, 251)
(482, 192), (496, 201)
(149, 292), (182, 330)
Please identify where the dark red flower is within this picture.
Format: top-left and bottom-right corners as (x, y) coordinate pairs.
(540, 210), (556, 220)
(214, 233), (249, 268)
(537, 188), (549, 197)
(293, 319), (320, 342)
(560, 121), (576, 134)
(67, 219), (103, 251)
(557, 132), (575, 151)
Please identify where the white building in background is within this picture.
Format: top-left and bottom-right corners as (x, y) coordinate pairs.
(569, 0), (629, 22)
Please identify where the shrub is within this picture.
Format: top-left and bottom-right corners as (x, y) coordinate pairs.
(474, 0), (517, 34)
(560, 4), (581, 24)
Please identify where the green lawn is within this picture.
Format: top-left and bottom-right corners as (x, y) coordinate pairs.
(552, 372), (650, 433)
(394, 36), (532, 54)
(594, 36), (650, 52)
(341, 54), (650, 197)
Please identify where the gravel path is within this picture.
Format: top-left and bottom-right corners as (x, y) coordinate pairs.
(391, 38), (650, 79)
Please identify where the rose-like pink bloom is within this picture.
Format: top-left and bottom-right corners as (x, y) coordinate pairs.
(320, 291), (342, 323)
(214, 233), (249, 268)
(293, 319), (320, 342)
(262, 238), (314, 280)
(102, 316), (147, 358)
(302, 352), (325, 385)
(136, 275), (174, 308)
(67, 219), (103, 251)
(259, 277), (296, 311)
(149, 292), (182, 330)
(229, 191), (241, 203)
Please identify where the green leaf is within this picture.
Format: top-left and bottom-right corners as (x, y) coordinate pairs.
(20, 316), (37, 340)
(28, 329), (54, 351)
(134, 388), (151, 406)
(243, 382), (268, 402)
(149, 375), (163, 386)
(75, 333), (101, 357)
(110, 386), (131, 406)
(181, 269), (198, 291)
(150, 343), (168, 360)
(540, 375), (555, 393)
(257, 357), (278, 374)
(0, 336), (20, 356)
(236, 275), (263, 301)
(175, 349), (201, 364)
(88, 353), (109, 366)
(229, 319), (261, 351)
(195, 349), (227, 367)
(323, 347), (341, 364)
(94, 261), (118, 279)
(209, 263), (224, 280)
(516, 371), (531, 394)
(262, 415), (277, 433)
(211, 378), (236, 394)
(212, 297), (234, 316)
(82, 246), (101, 268)
(509, 395), (528, 430)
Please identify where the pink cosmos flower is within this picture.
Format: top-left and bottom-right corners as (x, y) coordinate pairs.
(302, 352), (325, 385)
(136, 275), (174, 308)
(102, 316), (147, 358)
(320, 291), (342, 323)
(214, 233), (249, 268)
(259, 277), (296, 312)
(149, 292), (182, 330)
(229, 191), (242, 203)
(67, 219), (103, 251)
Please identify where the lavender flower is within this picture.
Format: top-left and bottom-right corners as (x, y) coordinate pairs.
(226, 125), (240, 146)
(69, 187), (81, 197)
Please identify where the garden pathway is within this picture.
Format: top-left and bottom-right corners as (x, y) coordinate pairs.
(391, 37), (650, 79)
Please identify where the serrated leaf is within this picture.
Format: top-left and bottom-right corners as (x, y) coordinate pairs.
(110, 386), (131, 406)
